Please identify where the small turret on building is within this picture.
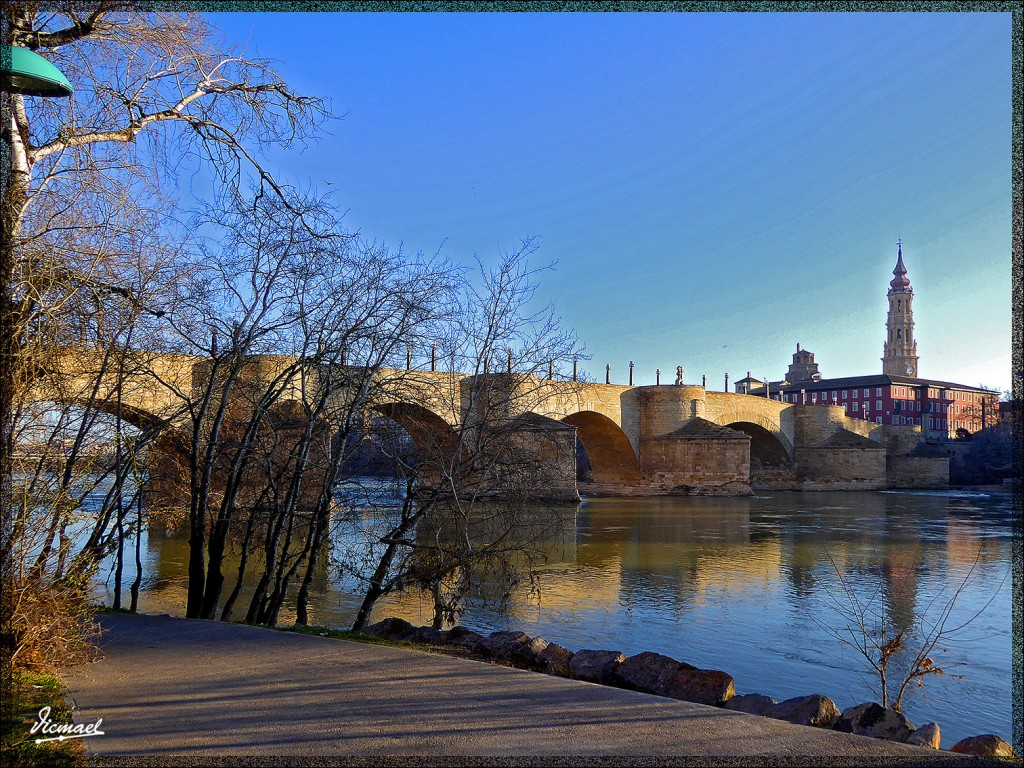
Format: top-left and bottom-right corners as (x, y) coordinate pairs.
(786, 343), (822, 384)
(734, 371), (765, 394)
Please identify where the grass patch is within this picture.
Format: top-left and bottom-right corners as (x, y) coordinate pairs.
(1, 669), (83, 767)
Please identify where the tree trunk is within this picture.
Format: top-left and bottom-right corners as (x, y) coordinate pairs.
(200, 518), (230, 619)
(129, 494), (143, 613)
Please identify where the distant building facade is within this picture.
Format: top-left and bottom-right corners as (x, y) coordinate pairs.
(738, 243), (999, 439)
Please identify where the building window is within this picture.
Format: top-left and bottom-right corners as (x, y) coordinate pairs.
(841, 390), (847, 399)
(876, 400), (882, 410)
(876, 387), (882, 396)
(876, 417), (882, 424)
(864, 389), (870, 397)
(852, 402), (859, 411)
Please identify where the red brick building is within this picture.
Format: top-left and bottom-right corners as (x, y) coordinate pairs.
(737, 243), (1000, 439)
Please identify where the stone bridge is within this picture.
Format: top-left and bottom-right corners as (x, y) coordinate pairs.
(31, 349), (947, 499)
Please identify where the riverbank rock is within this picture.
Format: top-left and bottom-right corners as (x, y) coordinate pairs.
(537, 642), (574, 677)
(724, 693), (777, 716)
(613, 652), (735, 706)
(950, 734), (1017, 758)
(614, 652), (681, 695)
(510, 637), (550, 670)
(409, 626), (447, 644)
(568, 650), (626, 685)
(669, 665), (736, 706)
(834, 702), (914, 742)
(907, 722), (940, 749)
(767, 694), (840, 728)
(474, 630), (532, 663)
(445, 625), (484, 649)
(361, 617), (415, 641)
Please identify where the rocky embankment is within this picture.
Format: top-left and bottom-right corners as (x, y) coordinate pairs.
(361, 617), (1017, 759)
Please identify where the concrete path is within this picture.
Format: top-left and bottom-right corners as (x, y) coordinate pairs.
(60, 613), (969, 760)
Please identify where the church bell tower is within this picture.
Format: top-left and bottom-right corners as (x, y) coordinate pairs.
(882, 240), (919, 378)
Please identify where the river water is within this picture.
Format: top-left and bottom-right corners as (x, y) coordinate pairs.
(93, 488), (1015, 749)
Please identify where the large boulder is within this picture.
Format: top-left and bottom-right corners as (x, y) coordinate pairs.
(614, 652), (681, 695)
(950, 734), (1017, 758)
(834, 702), (914, 742)
(613, 651), (735, 706)
(669, 665), (735, 706)
(409, 626), (447, 644)
(474, 631), (532, 663)
(568, 649), (626, 685)
(767, 694), (840, 728)
(537, 642), (574, 677)
(361, 617), (415, 641)
(724, 693), (777, 716)
(509, 637), (550, 670)
(445, 626), (484, 650)
(907, 722), (941, 749)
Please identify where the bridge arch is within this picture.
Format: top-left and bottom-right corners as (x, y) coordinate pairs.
(370, 402), (462, 472)
(723, 419), (793, 467)
(561, 410), (641, 484)
(33, 396), (167, 433)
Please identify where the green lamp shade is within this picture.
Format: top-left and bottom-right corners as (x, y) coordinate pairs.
(2, 46), (73, 97)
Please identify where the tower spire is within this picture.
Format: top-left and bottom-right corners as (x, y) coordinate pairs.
(890, 239), (910, 290)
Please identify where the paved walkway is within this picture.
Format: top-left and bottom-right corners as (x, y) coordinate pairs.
(61, 613), (969, 760)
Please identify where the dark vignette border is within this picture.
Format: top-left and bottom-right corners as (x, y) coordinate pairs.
(4, 2), (1021, 766)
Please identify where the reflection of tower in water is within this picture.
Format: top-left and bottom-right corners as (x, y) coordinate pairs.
(880, 493), (923, 635)
(882, 542), (921, 635)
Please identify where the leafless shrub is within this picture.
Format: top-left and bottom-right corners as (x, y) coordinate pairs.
(813, 546), (1007, 713)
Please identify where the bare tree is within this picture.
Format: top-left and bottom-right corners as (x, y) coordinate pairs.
(2, 5), (329, 669)
(335, 239), (586, 632)
(133, 186), (461, 625)
(3, 270), (164, 668)
(2, 5), (330, 477)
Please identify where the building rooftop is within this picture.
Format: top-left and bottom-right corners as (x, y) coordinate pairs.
(819, 429), (881, 449)
(746, 374), (997, 395)
(660, 418), (750, 440)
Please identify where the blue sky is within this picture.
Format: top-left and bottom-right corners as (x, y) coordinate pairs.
(206, 11), (1013, 392)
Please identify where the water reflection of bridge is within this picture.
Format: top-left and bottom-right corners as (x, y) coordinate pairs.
(124, 491), (1010, 643)
(499, 493), (1008, 635)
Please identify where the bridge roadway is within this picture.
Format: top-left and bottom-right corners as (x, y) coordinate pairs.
(60, 612), (969, 760)
(37, 349), (941, 495)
